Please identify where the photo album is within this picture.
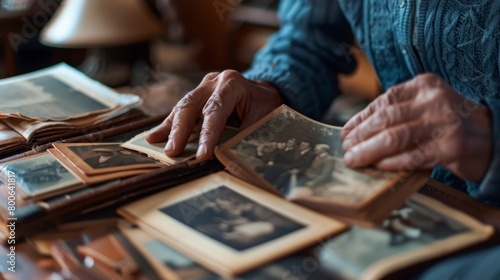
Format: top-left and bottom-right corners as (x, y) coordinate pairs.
(0, 63), (143, 157)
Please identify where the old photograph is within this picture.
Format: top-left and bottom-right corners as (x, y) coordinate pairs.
(228, 106), (395, 205)
(0, 153), (81, 199)
(123, 126), (239, 165)
(118, 171), (345, 276)
(161, 186), (305, 251)
(53, 143), (161, 175)
(122, 130), (198, 165)
(319, 193), (494, 280)
(0, 75), (108, 120)
(120, 222), (215, 280)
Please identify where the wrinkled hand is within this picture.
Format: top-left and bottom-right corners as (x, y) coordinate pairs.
(341, 74), (492, 182)
(146, 70), (282, 160)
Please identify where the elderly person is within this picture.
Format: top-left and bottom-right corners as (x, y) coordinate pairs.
(147, 0), (500, 278)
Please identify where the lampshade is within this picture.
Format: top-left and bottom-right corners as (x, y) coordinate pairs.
(40, 0), (163, 48)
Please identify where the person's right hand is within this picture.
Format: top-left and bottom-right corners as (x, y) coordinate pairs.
(146, 70), (283, 161)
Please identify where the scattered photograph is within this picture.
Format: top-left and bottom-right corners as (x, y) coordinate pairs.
(122, 130), (199, 165)
(53, 143), (161, 175)
(226, 106), (396, 205)
(0, 75), (108, 120)
(319, 193), (494, 280)
(118, 171), (345, 276)
(119, 222), (216, 280)
(161, 186), (305, 251)
(0, 153), (82, 199)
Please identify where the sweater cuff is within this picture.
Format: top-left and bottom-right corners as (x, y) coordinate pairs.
(475, 97), (500, 205)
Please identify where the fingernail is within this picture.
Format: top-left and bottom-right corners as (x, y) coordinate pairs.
(196, 144), (207, 159)
(344, 151), (354, 166)
(342, 139), (352, 151)
(165, 140), (174, 152)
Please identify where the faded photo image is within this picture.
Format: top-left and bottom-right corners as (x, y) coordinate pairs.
(230, 107), (394, 204)
(161, 186), (305, 251)
(319, 194), (469, 279)
(67, 144), (158, 170)
(0, 75), (108, 119)
(0, 153), (80, 197)
(142, 240), (216, 279)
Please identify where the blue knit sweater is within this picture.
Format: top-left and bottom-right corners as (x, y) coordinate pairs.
(244, 0), (500, 206)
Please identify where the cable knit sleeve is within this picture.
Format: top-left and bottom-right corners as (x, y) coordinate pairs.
(243, 0), (356, 119)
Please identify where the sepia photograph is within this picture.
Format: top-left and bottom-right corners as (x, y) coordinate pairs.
(47, 148), (152, 185)
(118, 171), (345, 276)
(119, 222), (216, 280)
(122, 130), (199, 165)
(123, 125), (239, 165)
(225, 106), (396, 205)
(319, 193), (494, 280)
(53, 143), (161, 175)
(0, 153), (82, 200)
(161, 186), (305, 251)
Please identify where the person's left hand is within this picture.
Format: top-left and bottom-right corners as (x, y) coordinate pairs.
(340, 73), (492, 182)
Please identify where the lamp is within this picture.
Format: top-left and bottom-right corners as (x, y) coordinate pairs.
(40, 0), (163, 86)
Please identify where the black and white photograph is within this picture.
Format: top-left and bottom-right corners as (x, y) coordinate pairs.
(161, 186), (305, 251)
(319, 193), (494, 280)
(118, 171), (345, 276)
(119, 222), (216, 280)
(54, 143), (161, 175)
(227, 106), (395, 205)
(0, 153), (81, 199)
(0, 75), (108, 120)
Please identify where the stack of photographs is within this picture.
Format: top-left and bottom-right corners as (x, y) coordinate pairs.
(48, 143), (163, 185)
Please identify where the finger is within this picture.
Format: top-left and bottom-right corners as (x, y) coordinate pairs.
(196, 81), (243, 160)
(374, 148), (438, 171)
(146, 115), (173, 143)
(145, 72), (220, 143)
(342, 102), (425, 151)
(340, 80), (420, 140)
(165, 86), (214, 156)
(343, 121), (433, 168)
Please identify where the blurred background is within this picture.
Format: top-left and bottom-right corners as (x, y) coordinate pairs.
(0, 0), (281, 83)
(0, 0), (379, 123)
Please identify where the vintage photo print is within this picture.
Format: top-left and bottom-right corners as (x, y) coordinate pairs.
(53, 143), (161, 175)
(122, 130), (199, 165)
(123, 125), (239, 165)
(161, 186), (305, 251)
(224, 105), (397, 205)
(0, 153), (82, 200)
(119, 222), (215, 280)
(319, 193), (494, 280)
(118, 171), (345, 276)
(48, 148), (151, 185)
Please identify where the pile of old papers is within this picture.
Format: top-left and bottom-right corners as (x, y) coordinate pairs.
(0, 63), (142, 155)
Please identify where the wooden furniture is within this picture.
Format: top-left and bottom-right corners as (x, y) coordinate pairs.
(0, 2), (41, 77)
